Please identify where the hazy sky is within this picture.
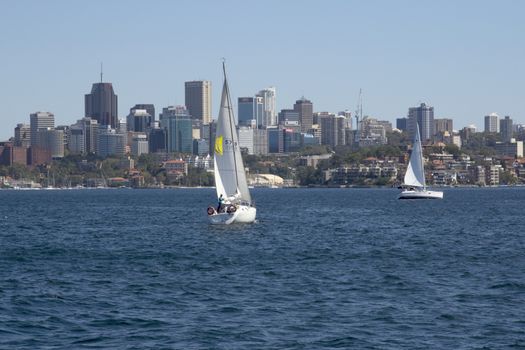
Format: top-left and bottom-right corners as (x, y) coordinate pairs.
(1, 0), (524, 140)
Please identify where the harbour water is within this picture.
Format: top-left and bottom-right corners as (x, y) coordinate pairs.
(1, 187), (524, 349)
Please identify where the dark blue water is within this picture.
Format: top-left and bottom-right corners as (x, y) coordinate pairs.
(1, 187), (524, 349)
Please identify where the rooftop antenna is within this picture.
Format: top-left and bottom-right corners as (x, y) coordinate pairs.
(100, 62), (103, 83)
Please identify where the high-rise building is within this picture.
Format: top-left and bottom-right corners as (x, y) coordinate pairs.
(434, 118), (453, 134)
(293, 97), (313, 133)
(14, 123), (31, 147)
(238, 126), (254, 155)
(36, 128), (64, 158)
(85, 82), (118, 128)
(484, 113), (499, 133)
(131, 134), (149, 156)
(160, 106), (193, 153)
(131, 104), (155, 123)
(408, 103), (434, 142)
(68, 125), (85, 154)
(148, 127), (167, 153)
(238, 97), (255, 126)
(127, 109), (152, 133)
(278, 109), (300, 124)
(185, 81), (211, 124)
(500, 115), (513, 142)
(253, 128), (268, 155)
(97, 126), (126, 157)
(396, 117), (408, 131)
(30, 111), (55, 147)
(256, 87), (277, 126)
(320, 114), (346, 148)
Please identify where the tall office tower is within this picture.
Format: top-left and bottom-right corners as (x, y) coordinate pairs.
(338, 110), (352, 130)
(293, 97), (313, 132)
(85, 82), (118, 128)
(484, 113), (499, 133)
(185, 81), (212, 124)
(130, 104), (155, 123)
(30, 111), (55, 147)
(256, 87), (276, 126)
(131, 134), (149, 156)
(201, 121), (217, 156)
(407, 103), (434, 141)
(127, 109), (152, 132)
(434, 118), (453, 134)
(238, 97), (255, 126)
(160, 106), (193, 153)
(500, 115), (513, 142)
(14, 123), (31, 147)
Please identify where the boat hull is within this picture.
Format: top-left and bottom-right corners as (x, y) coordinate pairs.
(399, 190), (443, 199)
(208, 205), (256, 225)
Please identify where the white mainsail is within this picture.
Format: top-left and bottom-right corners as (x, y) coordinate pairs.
(213, 67), (252, 204)
(404, 123), (426, 189)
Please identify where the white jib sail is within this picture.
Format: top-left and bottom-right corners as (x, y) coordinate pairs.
(404, 123), (426, 189)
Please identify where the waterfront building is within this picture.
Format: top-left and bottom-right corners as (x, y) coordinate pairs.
(500, 116), (513, 143)
(85, 82), (118, 128)
(484, 113), (499, 133)
(160, 106), (193, 154)
(14, 123), (31, 148)
(68, 125), (85, 154)
(408, 103), (434, 142)
(0, 142), (27, 166)
(256, 87), (277, 127)
(293, 97), (313, 133)
(201, 122), (217, 156)
(185, 80), (211, 124)
(30, 111), (55, 147)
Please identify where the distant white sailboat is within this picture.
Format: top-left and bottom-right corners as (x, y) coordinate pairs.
(207, 63), (257, 224)
(399, 123), (443, 199)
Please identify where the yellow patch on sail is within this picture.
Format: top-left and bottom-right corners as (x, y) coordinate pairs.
(214, 135), (223, 155)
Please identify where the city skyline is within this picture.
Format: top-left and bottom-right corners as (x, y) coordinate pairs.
(1, 0), (524, 140)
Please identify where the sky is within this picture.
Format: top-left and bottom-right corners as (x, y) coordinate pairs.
(0, 0), (524, 140)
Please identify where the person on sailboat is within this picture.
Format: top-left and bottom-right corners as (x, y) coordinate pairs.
(217, 194), (225, 212)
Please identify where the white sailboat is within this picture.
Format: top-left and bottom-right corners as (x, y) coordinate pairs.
(207, 63), (257, 224)
(399, 123), (443, 199)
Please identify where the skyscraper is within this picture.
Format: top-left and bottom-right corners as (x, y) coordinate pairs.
(408, 103), (434, 142)
(434, 118), (453, 134)
(500, 115), (513, 142)
(238, 97), (255, 126)
(185, 81), (211, 124)
(30, 111), (55, 147)
(85, 82), (118, 128)
(160, 106), (193, 153)
(484, 113), (499, 133)
(293, 97), (313, 133)
(131, 104), (155, 122)
(256, 87), (276, 127)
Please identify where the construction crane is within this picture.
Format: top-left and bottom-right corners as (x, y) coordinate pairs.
(355, 88), (363, 143)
